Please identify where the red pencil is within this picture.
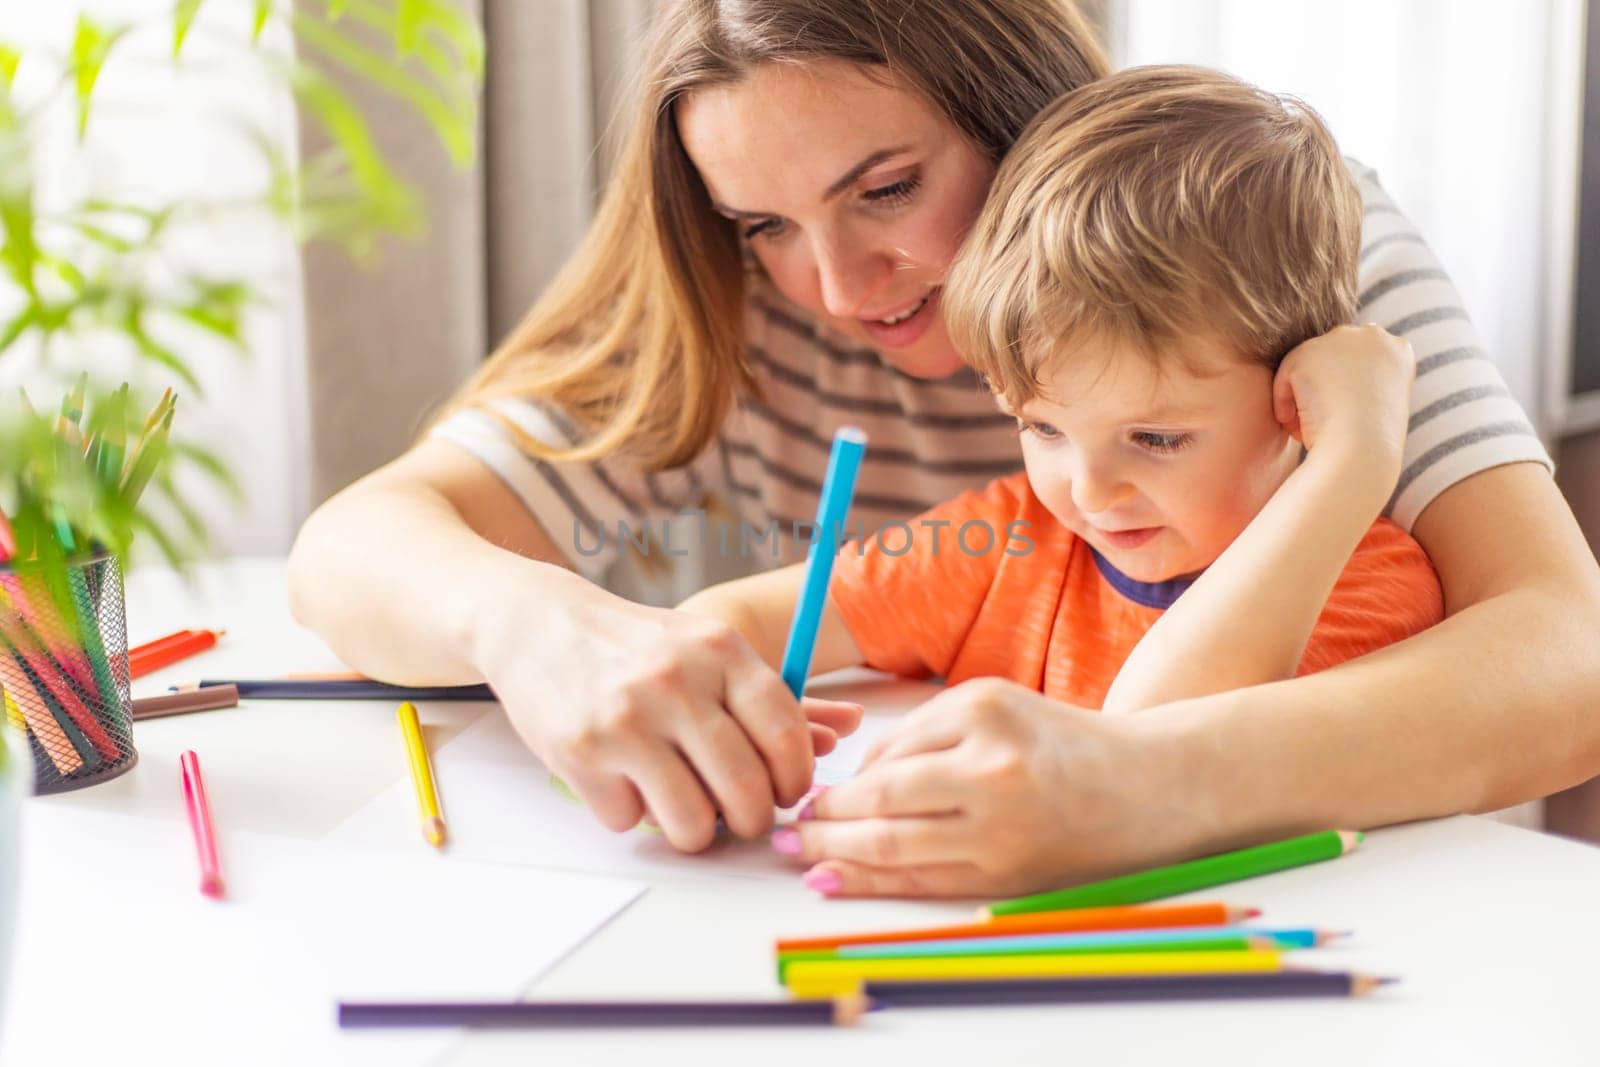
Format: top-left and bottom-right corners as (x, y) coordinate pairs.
(129, 629), (223, 678)
(180, 750), (226, 899)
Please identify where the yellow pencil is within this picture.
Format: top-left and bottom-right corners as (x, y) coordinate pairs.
(397, 701), (447, 848)
(783, 949), (1283, 998)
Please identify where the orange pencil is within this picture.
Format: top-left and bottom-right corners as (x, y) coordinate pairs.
(128, 629), (223, 678)
(776, 902), (1257, 953)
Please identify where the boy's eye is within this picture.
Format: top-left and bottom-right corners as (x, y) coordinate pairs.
(1133, 431), (1192, 453)
(1017, 419), (1061, 441)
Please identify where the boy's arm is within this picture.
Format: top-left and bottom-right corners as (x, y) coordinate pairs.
(1102, 325), (1414, 714)
(678, 563), (866, 677)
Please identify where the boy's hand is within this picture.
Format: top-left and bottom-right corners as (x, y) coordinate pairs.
(1272, 324), (1414, 488)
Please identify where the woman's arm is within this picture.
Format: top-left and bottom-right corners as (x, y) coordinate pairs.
(678, 564), (866, 677)
(287, 438), (581, 686)
(287, 439), (861, 850)
(1177, 460), (1600, 838)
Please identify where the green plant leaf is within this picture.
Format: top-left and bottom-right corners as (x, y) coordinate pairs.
(292, 10), (474, 166)
(252, 0), (272, 43)
(0, 307), (34, 354)
(70, 15), (127, 139)
(166, 439), (243, 503)
(173, 0), (204, 60)
(126, 308), (204, 394)
(0, 43), (22, 88)
(405, 0), (483, 77)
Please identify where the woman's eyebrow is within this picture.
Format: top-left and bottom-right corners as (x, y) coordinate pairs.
(710, 144), (915, 219)
(822, 145), (913, 200)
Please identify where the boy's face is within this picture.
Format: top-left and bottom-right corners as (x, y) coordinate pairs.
(1009, 333), (1300, 583)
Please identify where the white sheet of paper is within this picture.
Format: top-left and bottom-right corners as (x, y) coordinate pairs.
(1, 803), (645, 1067)
(328, 672), (942, 882)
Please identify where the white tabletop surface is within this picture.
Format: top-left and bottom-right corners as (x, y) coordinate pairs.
(25, 558), (1600, 1066)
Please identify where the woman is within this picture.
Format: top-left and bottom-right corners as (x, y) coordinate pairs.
(288, 0), (1600, 896)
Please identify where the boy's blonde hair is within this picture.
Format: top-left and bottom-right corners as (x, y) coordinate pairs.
(946, 65), (1361, 407)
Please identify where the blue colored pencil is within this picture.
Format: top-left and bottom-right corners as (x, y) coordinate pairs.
(779, 427), (867, 698)
(831, 926), (1335, 958)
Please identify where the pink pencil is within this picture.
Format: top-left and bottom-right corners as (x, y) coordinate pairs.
(180, 750), (226, 899)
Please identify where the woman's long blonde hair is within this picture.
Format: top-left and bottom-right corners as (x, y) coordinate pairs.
(443, 0), (1109, 470)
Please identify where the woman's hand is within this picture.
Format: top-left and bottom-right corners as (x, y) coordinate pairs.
(473, 577), (863, 853)
(771, 677), (1198, 898)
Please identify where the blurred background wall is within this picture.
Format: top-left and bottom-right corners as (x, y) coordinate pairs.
(4, 0), (1595, 563)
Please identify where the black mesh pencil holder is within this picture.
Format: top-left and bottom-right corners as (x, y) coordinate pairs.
(0, 552), (137, 794)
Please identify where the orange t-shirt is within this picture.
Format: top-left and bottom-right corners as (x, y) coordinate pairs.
(828, 471), (1444, 708)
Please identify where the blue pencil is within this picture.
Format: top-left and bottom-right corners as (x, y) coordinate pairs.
(779, 427), (867, 698)
(832, 926), (1333, 958)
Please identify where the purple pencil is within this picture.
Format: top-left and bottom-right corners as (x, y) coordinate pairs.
(859, 970), (1393, 1007)
(338, 995), (869, 1029)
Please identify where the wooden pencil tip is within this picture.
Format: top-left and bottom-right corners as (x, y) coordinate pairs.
(1338, 830), (1364, 853)
(201, 876), (226, 899)
(1316, 929), (1355, 945)
(832, 993), (871, 1026)
(1352, 974), (1398, 996)
(974, 905), (994, 920)
(425, 819), (448, 849)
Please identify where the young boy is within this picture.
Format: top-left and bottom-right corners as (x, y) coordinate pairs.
(680, 65), (1442, 715)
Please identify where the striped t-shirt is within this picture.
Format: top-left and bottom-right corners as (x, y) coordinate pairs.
(828, 472), (1445, 708)
(432, 160), (1551, 589)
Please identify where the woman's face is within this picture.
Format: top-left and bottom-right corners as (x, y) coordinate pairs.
(676, 59), (997, 379)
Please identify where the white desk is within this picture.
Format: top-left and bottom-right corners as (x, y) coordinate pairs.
(25, 559), (1600, 1066)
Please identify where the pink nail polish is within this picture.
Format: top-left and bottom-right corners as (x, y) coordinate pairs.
(802, 867), (843, 895)
(797, 784), (830, 821)
(771, 827), (802, 855)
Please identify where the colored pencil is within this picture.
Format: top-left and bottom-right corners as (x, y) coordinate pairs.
(0, 575), (97, 694)
(2, 686), (25, 733)
(983, 831), (1364, 917)
(0, 614), (120, 761)
(854, 971), (1394, 1008)
(128, 628), (223, 678)
(397, 701), (447, 848)
(95, 384), (127, 489)
(779, 426), (866, 698)
(0, 664), (83, 775)
(176, 679), (495, 701)
(56, 373), (86, 453)
(127, 628), (203, 660)
(130, 684), (239, 721)
(126, 387), (173, 476)
(776, 902), (1255, 953)
(827, 925), (1339, 956)
(779, 934), (1279, 981)
(337, 996), (870, 1029)
(784, 949), (1284, 997)
(776, 926), (1336, 980)
(120, 400), (173, 507)
(180, 750), (225, 899)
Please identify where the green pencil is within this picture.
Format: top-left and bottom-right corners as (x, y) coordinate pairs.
(982, 830), (1363, 918)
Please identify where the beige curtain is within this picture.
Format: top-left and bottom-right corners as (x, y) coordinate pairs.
(297, 0), (653, 505)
